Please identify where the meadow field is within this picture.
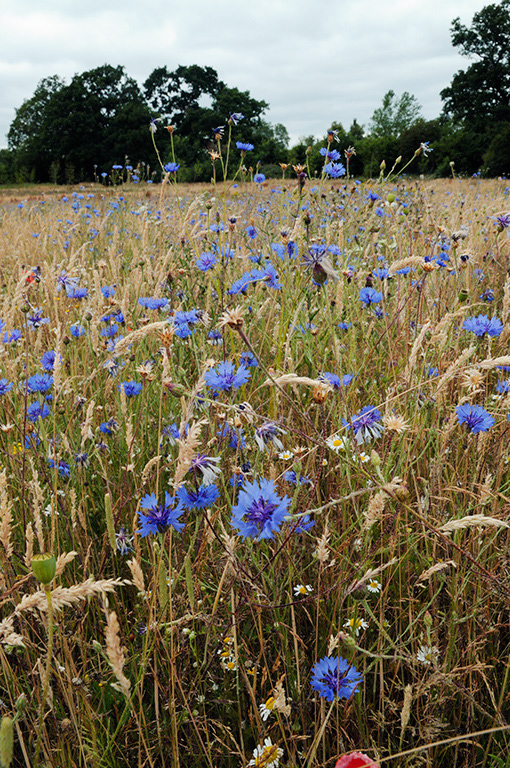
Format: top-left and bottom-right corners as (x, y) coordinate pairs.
(0, 165), (509, 768)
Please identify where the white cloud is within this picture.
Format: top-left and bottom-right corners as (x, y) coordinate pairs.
(0, 0), (486, 149)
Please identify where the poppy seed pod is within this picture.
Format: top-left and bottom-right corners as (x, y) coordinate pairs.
(31, 553), (56, 585)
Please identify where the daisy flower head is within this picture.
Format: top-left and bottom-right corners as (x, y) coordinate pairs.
(259, 696), (276, 721)
(294, 584), (313, 596)
(138, 492), (185, 536)
(230, 477), (290, 540)
(455, 403), (495, 433)
(343, 617), (369, 636)
(366, 579), (381, 594)
(248, 738), (283, 768)
(311, 655), (362, 702)
(416, 644), (439, 666)
(345, 406), (384, 444)
(326, 433), (349, 453)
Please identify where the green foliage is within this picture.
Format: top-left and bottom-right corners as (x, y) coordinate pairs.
(441, 0), (510, 126)
(369, 90), (423, 138)
(8, 65), (153, 182)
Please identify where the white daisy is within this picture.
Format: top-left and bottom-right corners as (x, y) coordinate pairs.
(416, 644), (439, 665)
(248, 737), (283, 768)
(293, 584), (313, 597)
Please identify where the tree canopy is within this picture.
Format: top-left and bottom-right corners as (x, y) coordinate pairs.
(369, 90), (423, 139)
(440, 0), (510, 125)
(7, 64), (275, 183)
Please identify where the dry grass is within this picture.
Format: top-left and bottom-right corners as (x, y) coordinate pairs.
(0, 171), (509, 768)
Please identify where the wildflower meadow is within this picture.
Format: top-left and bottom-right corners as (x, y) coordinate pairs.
(0, 132), (509, 768)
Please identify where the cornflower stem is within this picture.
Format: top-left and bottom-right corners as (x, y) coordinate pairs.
(33, 584), (54, 768)
(167, 528), (180, 768)
(224, 123), (233, 181)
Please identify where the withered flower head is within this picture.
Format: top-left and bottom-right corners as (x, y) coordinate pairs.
(217, 306), (244, 331)
(157, 327), (175, 349)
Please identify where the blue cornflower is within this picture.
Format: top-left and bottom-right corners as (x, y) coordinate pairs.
(99, 419), (118, 435)
(310, 656), (362, 702)
(345, 406), (384, 444)
(101, 285), (115, 298)
(359, 288), (382, 306)
(70, 324), (85, 337)
(230, 478), (290, 540)
(217, 424), (246, 450)
(455, 404), (495, 433)
(57, 271), (79, 292)
(321, 372), (347, 389)
(373, 267), (389, 280)
(337, 322), (351, 331)
(74, 452), (89, 468)
(101, 324), (119, 339)
(138, 492), (185, 536)
(246, 224), (257, 239)
(48, 458), (70, 478)
(254, 173), (266, 183)
(419, 142), (433, 156)
(2, 328), (22, 344)
(40, 351), (61, 372)
(254, 421), (286, 452)
(112, 165), (123, 170)
(177, 483), (220, 510)
(229, 112), (244, 124)
(119, 381), (143, 397)
(236, 142), (254, 152)
(188, 454), (221, 485)
(240, 351), (258, 367)
(27, 401), (50, 421)
(26, 374), (53, 393)
(319, 147), (341, 162)
(138, 297), (168, 310)
(204, 361), (251, 393)
(228, 270), (260, 295)
(302, 245), (339, 285)
(66, 285), (88, 299)
(196, 251), (218, 271)
(462, 314), (503, 338)
(496, 380), (510, 394)
(173, 309), (201, 338)
(115, 527), (134, 555)
(260, 262), (282, 289)
(0, 379), (13, 396)
(26, 308), (50, 329)
(164, 162), (180, 173)
(479, 289), (495, 302)
(283, 471), (312, 487)
(294, 513), (315, 532)
(207, 329), (223, 345)
(324, 162), (346, 179)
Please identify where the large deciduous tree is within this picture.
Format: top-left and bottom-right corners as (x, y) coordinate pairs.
(369, 90), (423, 139)
(9, 65), (152, 182)
(440, 0), (510, 125)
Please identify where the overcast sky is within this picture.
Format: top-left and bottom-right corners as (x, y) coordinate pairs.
(1, 0), (485, 149)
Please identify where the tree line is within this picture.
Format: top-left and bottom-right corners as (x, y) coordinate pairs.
(1, 0), (510, 184)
